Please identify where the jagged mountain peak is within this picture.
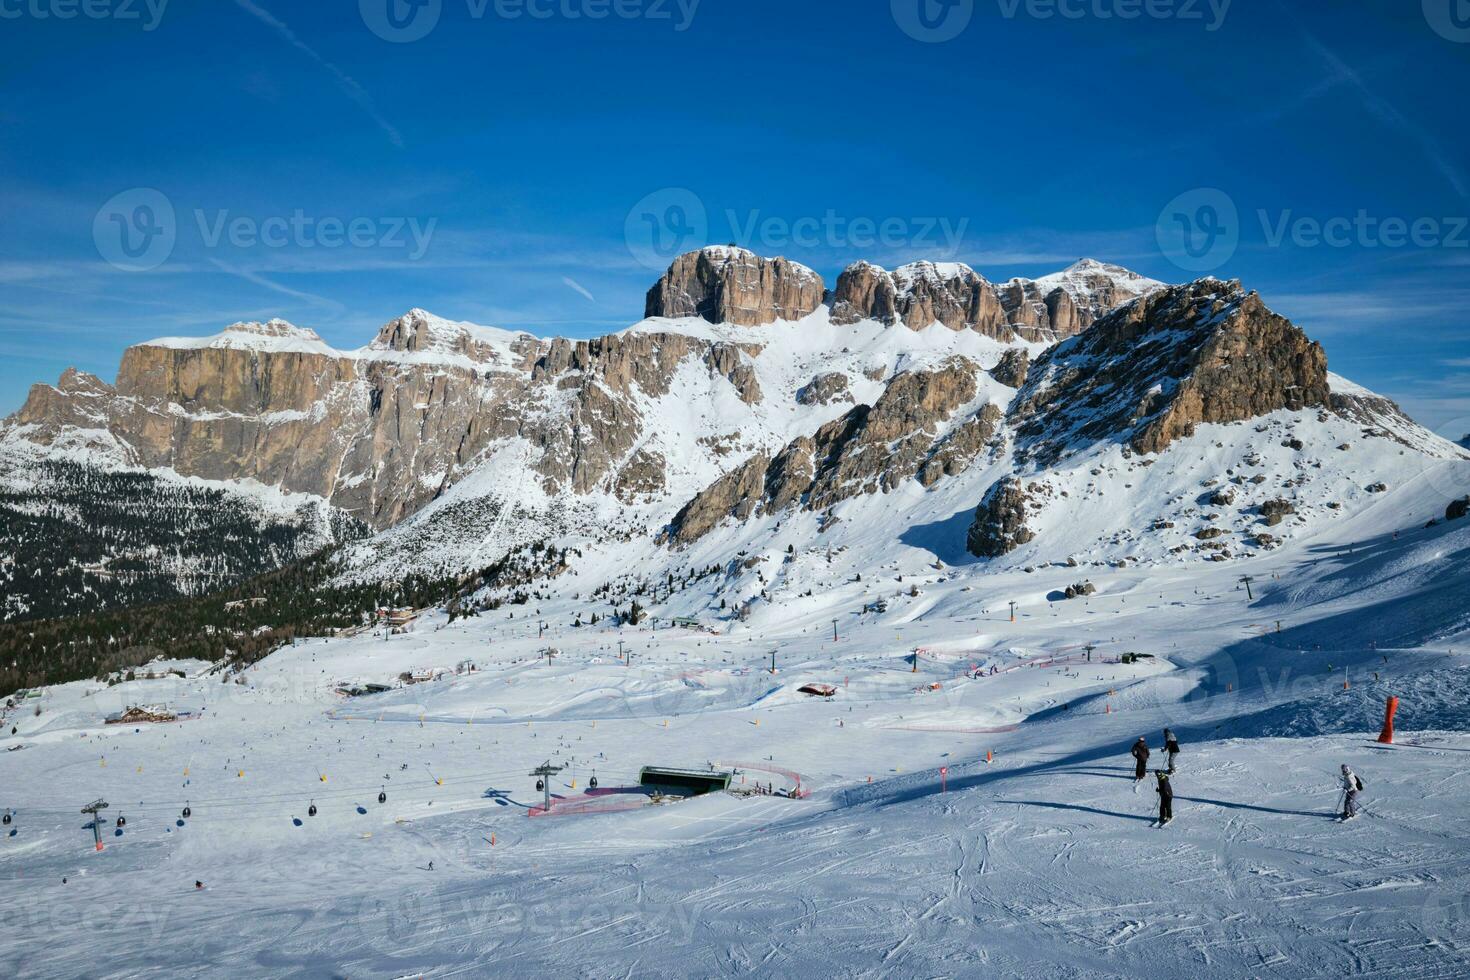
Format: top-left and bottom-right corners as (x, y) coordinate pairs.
(1031, 257), (1163, 297)
(367, 308), (534, 364)
(1008, 277), (1323, 464)
(891, 260), (988, 288)
(644, 247), (825, 326)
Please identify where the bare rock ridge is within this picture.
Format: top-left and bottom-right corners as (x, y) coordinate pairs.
(642, 247), (1161, 337)
(830, 261), (1011, 338)
(644, 246), (824, 326)
(966, 476), (1035, 558)
(965, 279), (1334, 557)
(8, 250), (1388, 564)
(10, 312), (764, 528)
(666, 358), (999, 545)
(830, 257), (1162, 342)
(1008, 279), (1331, 465)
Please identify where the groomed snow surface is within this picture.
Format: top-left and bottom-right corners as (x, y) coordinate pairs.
(3, 472), (1470, 978)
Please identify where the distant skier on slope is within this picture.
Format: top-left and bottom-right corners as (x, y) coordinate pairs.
(1131, 737), (1150, 781)
(1155, 770), (1173, 826)
(1340, 764), (1364, 821)
(1163, 729), (1181, 773)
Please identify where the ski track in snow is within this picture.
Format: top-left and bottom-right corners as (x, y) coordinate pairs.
(2, 486), (1470, 976)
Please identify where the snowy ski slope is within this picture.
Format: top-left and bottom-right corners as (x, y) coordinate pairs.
(2, 470), (1469, 977)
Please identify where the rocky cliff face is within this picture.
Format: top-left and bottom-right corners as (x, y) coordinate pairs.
(830, 261), (1011, 338)
(666, 357), (1000, 544)
(644, 246), (824, 326)
(14, 247), (1443, 584)
(966, 476), (1035, 558)
(7, 249), (1161, 540)
(830, 257), (1160, 342)
(1008, 279), (1331, 466)
(9, 311), (769, 528)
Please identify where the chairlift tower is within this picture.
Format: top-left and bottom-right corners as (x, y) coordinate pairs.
(530, 761), (564, 813)
(81, 799), (109, 851)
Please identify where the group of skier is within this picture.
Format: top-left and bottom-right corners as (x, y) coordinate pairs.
(1128, 732), (1364, 825)
(1131, 729), (1180, 826)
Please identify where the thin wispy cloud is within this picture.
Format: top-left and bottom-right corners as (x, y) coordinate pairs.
(208, 258), (347, 313)
(229, 0), (404, 149)
(562, 277), (596, 303)
(1267, 288), (1470, 335)
(1295, 29), (1467, 204)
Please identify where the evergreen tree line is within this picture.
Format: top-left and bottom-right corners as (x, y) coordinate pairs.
(0, 548), (459, 697)
(0, 456), (367, 623)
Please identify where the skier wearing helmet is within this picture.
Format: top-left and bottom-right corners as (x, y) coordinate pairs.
(1163, 728), (1181, 773)
(1340, 764), (1364, 820)
(1155, 770), (1173, 826)
(1130, 737), (1149, 782)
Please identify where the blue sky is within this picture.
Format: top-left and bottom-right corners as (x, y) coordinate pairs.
(2, 0), (1468, 434)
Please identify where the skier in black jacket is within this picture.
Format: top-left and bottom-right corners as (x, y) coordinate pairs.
(1163, 728), (1181, 773)
(1131, 737), (1150, 781)
(1155, 770), (1173, 825)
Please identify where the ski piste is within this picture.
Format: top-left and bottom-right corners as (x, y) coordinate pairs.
(0, 432), (1466, 977)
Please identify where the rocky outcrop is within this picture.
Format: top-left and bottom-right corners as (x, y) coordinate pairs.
(1448, 497), (1469, 522)
(831, 261), (1010, 338)
(10, 315), (755, 529)
(797, 372), (852, 406)
(667, 359), (989, 543)
(12, 368), (116, 434)
(989, 348), (1029, 388)
(1260, 498), (1295, 526)
(966, 476), (1035, 557)
(832, 257), (1160, 343)
(998, 259), (1162, 342)
(917, 403), (1002, 487)
(1326, 380), (1467, 456)
(704, 343), (763, 404)
(644, 246), (824, 326)
(664, 454), (771, 545)
(828, 261), (899, 326)
(1009, 280), (1331, 465)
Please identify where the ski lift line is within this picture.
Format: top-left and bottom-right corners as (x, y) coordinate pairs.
(8, 764), (648, 814)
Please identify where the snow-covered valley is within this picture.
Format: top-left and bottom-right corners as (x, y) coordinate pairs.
(3, 467), (1469, 977)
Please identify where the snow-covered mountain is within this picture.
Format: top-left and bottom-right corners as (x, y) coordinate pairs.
(3, 247), (1465, 619)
